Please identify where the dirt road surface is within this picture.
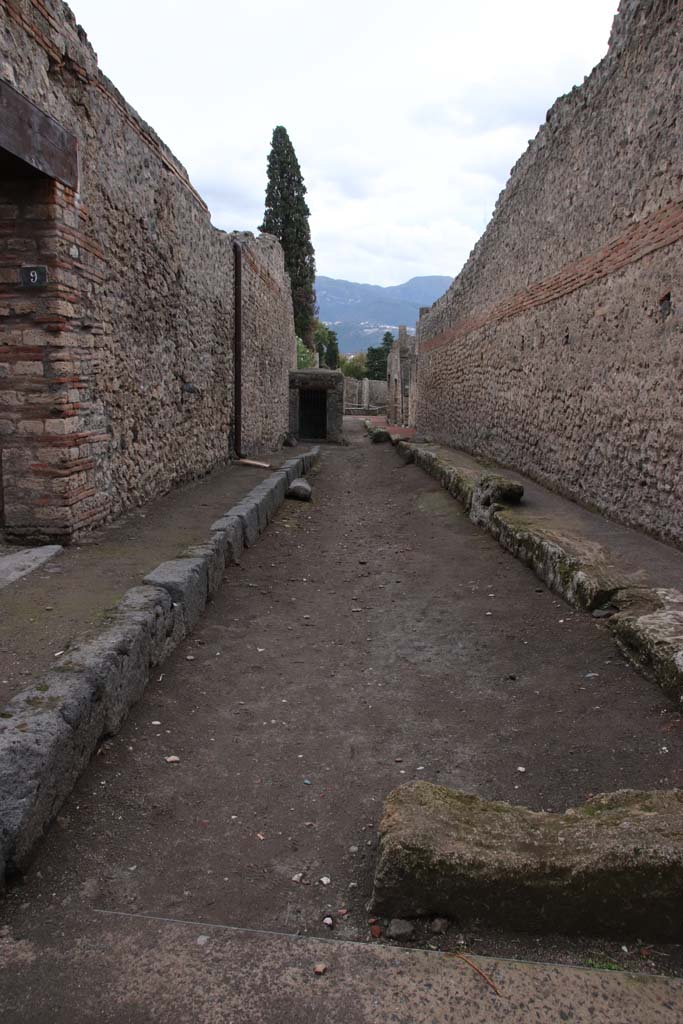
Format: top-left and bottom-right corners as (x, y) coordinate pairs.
(2, 418), (683, 1021)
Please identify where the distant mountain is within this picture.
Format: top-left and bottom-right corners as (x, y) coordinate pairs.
(315, 275), (452, 353)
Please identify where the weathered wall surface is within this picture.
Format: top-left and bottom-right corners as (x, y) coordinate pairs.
(240, 235), (296, 453)
(343, 377), (387, 412)
(388, 328), (417, 426)
(344, 377), (361, 411)
(0, 0), (294, 542)
(365, 378), (387, 409)
(417, 0), (683, 547)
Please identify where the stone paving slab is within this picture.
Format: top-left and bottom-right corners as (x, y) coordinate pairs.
(1, 911), (681, 1023)
(0, 544), (62, 590)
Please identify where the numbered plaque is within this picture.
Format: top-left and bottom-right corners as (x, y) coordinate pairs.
(20, 266), (48, 287)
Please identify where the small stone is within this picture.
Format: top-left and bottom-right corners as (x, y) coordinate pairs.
(349, 845), (359, 854)
(320, 876), (331, 886)
(517, 766), (526, 773)
(323, 916), (334, 928)
(292, 872), (304, 883)
(371, 428), (391, 444)
(386, 919), (415, 940)
(592, 608), (615, 619)
(283, 433), (298, 447)
(287, 478), (312, 502)
(430, 917), (450, 935)
(164, 755), (180, 763)
(370, 924), (382, 939)
(313, 963), (327, 975)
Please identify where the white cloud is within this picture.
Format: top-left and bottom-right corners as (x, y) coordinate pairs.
(67, 0), (618, 285)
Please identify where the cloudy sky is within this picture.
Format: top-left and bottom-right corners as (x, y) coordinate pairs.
(68, 0), (618, 286)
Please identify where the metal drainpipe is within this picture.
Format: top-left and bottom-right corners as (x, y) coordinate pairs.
(232, 240), (243, 458)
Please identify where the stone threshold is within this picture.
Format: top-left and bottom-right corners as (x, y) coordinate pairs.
(0, 448), (320, 889)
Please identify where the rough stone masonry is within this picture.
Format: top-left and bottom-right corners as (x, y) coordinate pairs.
(416, 0), (683, 548)
(0, 0), (296, 544)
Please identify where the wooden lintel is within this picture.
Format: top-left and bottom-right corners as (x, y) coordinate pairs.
(0, 80), (78, 189)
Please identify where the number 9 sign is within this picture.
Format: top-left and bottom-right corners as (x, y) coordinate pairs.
(20, 266), (48, 287)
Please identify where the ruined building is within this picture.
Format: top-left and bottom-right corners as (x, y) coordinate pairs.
(343, 376), (387, 415)
(414, 0), (682, 548)
(0, 0), (295, 545)
(387, 326), (417, 427)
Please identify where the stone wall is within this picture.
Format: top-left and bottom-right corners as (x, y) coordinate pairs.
(343, 376), (361, 411)
(343, 376), (387, 413)
(239, 234), (296, 453)
(0, 0), (295, 543)
(416, 0), (683, 547)
(388, 327), (417, 427)
(365, 378), (387, 410)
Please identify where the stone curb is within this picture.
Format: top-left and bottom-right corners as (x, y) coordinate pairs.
(0, 447), (320, 889)
(372, 780), (683, 939)
(387, 435), (683, 706)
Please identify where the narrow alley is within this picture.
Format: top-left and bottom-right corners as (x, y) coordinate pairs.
(2, 419), (682, 1022)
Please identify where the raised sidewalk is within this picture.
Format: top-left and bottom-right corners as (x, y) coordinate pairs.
(365, 417), (683, 704)
(0, 445), (319, 887)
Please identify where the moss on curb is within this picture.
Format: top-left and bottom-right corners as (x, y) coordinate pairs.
(399, 440), (683, 704)
(372, 781), (683, 938)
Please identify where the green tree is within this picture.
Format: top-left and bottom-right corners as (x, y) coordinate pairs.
(365, 331), (394, 380)
(260, 126), (317, 345)
(313, 320), (340, 369)
(340, 352), (366, 379)
(325, 333), (340, 370)
(313, 319), (328, 366)
(296, 337), (316, 368)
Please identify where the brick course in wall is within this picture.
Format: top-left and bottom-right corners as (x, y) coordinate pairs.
(417, 0), (683, 547)
(0, 0), (295, 543)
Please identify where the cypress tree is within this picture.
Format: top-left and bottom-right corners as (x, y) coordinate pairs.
(260, 126), (317, 345)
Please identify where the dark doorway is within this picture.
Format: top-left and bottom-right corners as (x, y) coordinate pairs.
(299, 388), (327, 439)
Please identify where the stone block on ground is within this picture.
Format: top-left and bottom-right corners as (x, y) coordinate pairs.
(372, 780), (683, 939)
(287, 478), (312, 502)
(280, 457), (304, 484)
(210, 514), (244, 564)
(228, 500), (260, 547)
(371, 428), (391, 444)
(0, 670), (102, 879)
(0, 544), (63, 590)
(302, 446), (320, 472)
(386, 918), (415, 940)
(610, 587), (683, 705)
(246, 483), (274, 532)
(143, 558), (208, 632)
(113, 585), (178, 666)
(269, 469), (289, 508)
(182, 530), (229, 598)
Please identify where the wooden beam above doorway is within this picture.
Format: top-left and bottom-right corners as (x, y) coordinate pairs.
(0, 79), (78, 189)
